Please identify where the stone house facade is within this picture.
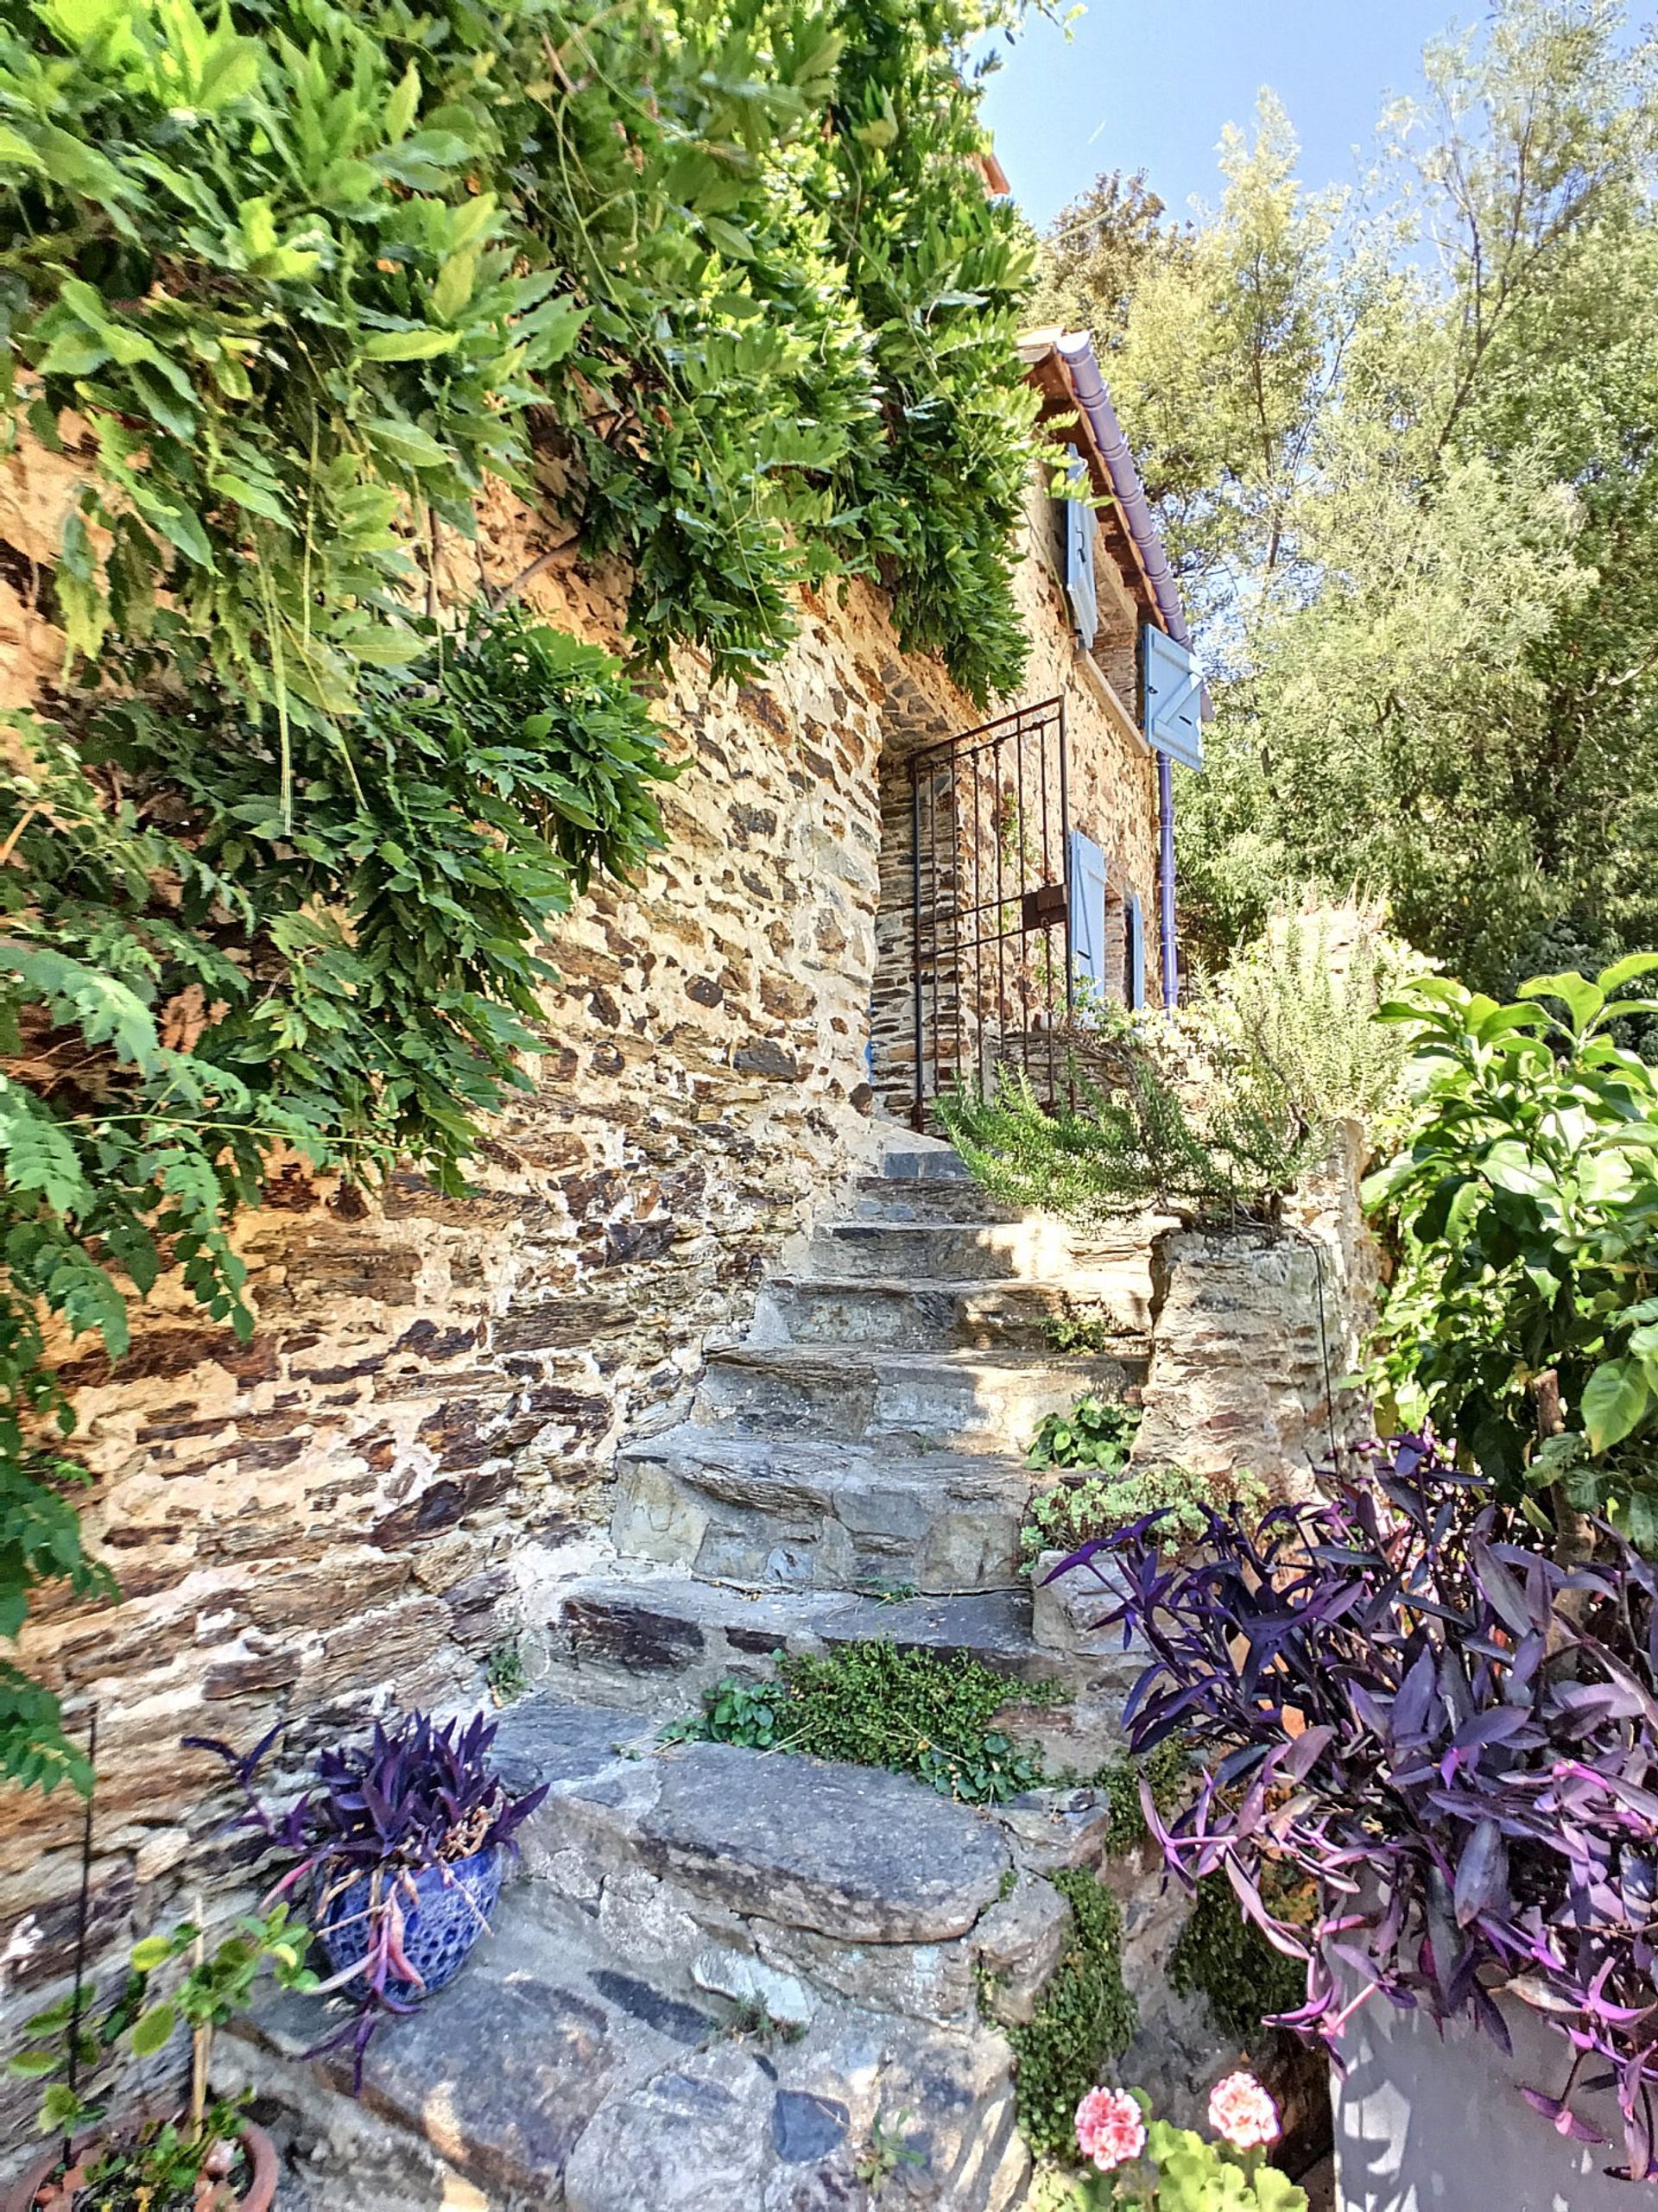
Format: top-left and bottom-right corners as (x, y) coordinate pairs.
(0, 338), (1195, 2108)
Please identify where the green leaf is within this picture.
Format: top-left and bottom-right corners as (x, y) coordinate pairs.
(0, 1087), (85, 1215)
(130, 2001), (175, 2057)
(385, 59), (421, 141)
(1517, 970), (1606, 1035)
(1583, 1356), (1652, 1453)
(194, 37), (263, 111)
(362, 327), (460, 363)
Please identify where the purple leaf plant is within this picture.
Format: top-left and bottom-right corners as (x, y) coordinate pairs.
(186, 1710), (547, 2081)
(1050, 1436), (1658, 2181)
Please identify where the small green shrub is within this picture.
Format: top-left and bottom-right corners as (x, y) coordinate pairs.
(1092, 1739), (1193, 1855)
(1028, 1396), (1141, 1472)
(1364, 957), (1658, 1538)
(1193, 895), (1415, 1136)
(1009, 1869), (1136, 2162)
(663, 1640), (1058, 1806)
(1046, 1307), (1119, 1356)
(1170, 1874), (1309, 2046)
(940, 1040), (1310, 1232)
(1022, 1464), (1267, 1569)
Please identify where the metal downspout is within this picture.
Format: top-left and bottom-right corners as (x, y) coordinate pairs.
(1158, 753), (1178, 1008)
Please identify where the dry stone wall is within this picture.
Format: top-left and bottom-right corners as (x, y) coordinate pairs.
(1131, 1122), (1382, 1496)
(0, 440), (1163, 2142)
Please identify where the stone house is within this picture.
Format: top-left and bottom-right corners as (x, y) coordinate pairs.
(0, 327), (1208, 2140)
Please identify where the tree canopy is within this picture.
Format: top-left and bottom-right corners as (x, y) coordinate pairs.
(1035, 0), (1658, 995)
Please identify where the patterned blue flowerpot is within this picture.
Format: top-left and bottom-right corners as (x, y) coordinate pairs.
(316, 1845), (503, 2000)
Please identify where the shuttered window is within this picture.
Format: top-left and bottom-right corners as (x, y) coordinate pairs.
(1068, 829), (1108, 1003)
(1142, 624), (1203, 769)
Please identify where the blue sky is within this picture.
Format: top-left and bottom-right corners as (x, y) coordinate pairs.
(980, 0), (1460, 231)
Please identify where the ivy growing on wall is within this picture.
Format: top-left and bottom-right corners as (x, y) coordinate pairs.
(0, 0), (1042, 1790)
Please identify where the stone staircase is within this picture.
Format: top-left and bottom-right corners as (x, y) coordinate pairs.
(231, 1135), (1188, 2211)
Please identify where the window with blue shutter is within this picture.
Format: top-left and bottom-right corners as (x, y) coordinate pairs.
(1068, 829), (1108, 1008)
(1126, 892), (1146, 1009)
(1063, 449), (1098, 651)
(1142, 624), (1203, 769)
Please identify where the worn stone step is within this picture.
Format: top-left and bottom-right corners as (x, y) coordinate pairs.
(693, 1343), (1149, 1452)
(879, 1138), (971, 1181)
(849, 1172), (1026, 1224)
(611, 1423), (1036, 1592)
(516, 1720), (1013, 1946)
(751, 1274), (1075, 1351)
(532, 1574), (1141, 1771)
(803, 1217), (1073, 1283)
(232, 1865), (1030, 2211)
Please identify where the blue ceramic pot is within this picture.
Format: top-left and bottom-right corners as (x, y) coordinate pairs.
(316, 1844), (503, 1999)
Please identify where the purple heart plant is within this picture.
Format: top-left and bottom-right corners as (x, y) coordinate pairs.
(1048, 1435), (1658, 2181)
(187, 1710), (547, 2080)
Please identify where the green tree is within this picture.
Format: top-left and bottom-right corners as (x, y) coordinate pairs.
(1040, 0), (1658, 995)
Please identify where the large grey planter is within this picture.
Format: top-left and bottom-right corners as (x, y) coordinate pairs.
(1333, 1981), (1634, 2211)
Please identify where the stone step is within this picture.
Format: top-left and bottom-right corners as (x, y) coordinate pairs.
(879, 1139), (971, 1182)
(750, 1274), (1094, 1352)
(531, 1572), (1140, 1770)
(507, 1703), (1014, 1947)
(232, 1849), (1031, 2211)
(849, 1172), (1026, 1224)
(802, 1217), (1073, 1283)
(611, 1423), (1036, 1593)
(693, 1343), (1149, 1453)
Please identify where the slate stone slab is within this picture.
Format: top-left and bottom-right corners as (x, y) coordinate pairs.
(590, 1967), (713, 2046)
(564, 2044), (777, 2212)
(636, 1742), (1009, 1942)
(772, 2089), (849, 2164)
(250, 1962), (624, 2196)
(490, 1696), (644, 1795)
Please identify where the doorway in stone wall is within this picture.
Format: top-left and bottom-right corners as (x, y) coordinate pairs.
(867, 696), (1072, 1130)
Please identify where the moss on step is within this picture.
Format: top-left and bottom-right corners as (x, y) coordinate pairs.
(1090, 1738), (1193, 1855)
(1171, 1873), (1309, 2045)
(1008, 1868), (1136, 2162)
(661, 1639), (1066, 1805)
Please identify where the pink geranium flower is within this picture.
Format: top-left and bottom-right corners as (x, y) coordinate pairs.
(1075, 2085), (1147, 2171)
(1207, 2070), (1280, 2151)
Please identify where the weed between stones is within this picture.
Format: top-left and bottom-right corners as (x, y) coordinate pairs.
(1170, 1873), (1309, 2047)
(661, 1640), (1064, 1805)
(1006, 1868), (1136, 2163)
(1090, 1740), (1193, 1855)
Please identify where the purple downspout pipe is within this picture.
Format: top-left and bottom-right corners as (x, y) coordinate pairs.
(1157, 755), (1178, 1008)
(1056, 332), (1187, 1003)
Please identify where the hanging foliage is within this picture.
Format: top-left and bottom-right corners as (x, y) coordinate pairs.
(0, 0), (1041, 1790)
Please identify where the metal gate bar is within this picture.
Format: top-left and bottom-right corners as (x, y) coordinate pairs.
(908, 697), (1071, 1129)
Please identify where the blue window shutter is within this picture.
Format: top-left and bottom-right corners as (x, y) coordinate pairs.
(1127, 893), (1146, 1009)
(1143, 624), (1204, 769)
(1068, 829), (1108, 999)
(1063, 449), (1098, 650)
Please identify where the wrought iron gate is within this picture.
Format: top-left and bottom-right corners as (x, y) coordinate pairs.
(908, 696), (1072, 1129)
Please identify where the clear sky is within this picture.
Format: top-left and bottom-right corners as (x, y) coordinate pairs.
(980, 0), (1461, 231)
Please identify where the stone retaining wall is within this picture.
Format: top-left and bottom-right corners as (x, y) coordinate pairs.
(1131, 1122), (1381, 1497)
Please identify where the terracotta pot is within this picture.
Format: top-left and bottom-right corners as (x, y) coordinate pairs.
(3, 2118), (278, 2212)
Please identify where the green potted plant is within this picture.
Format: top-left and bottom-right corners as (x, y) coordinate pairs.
(5, 1906), (314, 2212)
